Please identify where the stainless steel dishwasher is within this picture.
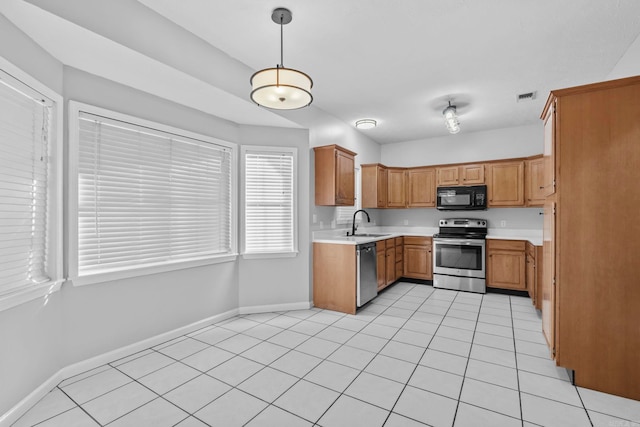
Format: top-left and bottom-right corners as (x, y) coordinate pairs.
(356, 242), (378, 307)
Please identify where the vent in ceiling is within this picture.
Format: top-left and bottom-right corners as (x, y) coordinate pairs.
(516, 91), (537, 102)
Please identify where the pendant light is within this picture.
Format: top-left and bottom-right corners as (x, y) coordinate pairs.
(443, 101), (460, 134)
(250, 8), (313, 110)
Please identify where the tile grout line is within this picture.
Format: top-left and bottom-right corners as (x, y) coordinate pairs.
(450, 290), (484, 427)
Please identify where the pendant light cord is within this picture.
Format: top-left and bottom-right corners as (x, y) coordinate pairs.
(280, 14), (284, 67)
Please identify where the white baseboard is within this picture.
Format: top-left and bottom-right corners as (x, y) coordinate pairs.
(238, 300), (312, 315)
(0, 308), (238, 427)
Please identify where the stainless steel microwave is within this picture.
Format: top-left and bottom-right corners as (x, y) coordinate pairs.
(436, 185), (487, 210)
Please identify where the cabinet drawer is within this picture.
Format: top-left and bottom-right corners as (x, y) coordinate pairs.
(526, 241), (535, 257)
(487, 239), (525, 251)
(395, 237), (404, 246)
(376, 241), (385, 252)
(385, 239), (396, 249)
(404, 236), (432, 246)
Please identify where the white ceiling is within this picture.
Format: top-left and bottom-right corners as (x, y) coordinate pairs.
(4, 0), (640, 144)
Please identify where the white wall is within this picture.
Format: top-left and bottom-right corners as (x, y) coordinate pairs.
(381, 123), (543, 167)
(237, 125), (311, 308)
(308, 114), (383, 233)
(607, 33), (640, 79)
(0, 13), (65, 417)
(0, 61), (313, 419)
(378, 124), (544, 230)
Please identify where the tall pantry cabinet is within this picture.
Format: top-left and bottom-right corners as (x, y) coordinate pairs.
(541, 75), (640, 400)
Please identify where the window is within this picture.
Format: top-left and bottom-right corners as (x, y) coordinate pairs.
(0, 65), (61, 306)
(242, 146), (297, 257)
(69, 102), (236, 284)
(335, 166), (361, 225)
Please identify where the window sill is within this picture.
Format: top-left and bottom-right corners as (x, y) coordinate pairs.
(70, 253), (238, 287)
(242, 251), (299, 260)
(0, 279), (64, 312)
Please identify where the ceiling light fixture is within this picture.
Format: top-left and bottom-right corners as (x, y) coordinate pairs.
(250, 8), (313, 110)
(443, 101), (460, 134)
(355, 119), (377, 130)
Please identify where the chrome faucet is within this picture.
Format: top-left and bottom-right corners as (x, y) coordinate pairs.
(349, 209), (370, 236)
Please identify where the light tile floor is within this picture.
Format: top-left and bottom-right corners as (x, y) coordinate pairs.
(12, 282), (640, 427)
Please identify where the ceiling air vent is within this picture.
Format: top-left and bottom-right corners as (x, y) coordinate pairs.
(516, 91), (537, 102)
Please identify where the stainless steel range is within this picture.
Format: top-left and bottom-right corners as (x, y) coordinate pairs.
(433, 218), (487, 294)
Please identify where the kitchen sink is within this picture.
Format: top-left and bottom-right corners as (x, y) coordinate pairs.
(350, 233), (391, 237)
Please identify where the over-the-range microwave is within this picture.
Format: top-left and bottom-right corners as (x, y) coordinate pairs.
(436, 185), (487, 210)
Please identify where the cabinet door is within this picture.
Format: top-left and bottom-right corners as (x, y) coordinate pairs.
(542, 101), (556, 196)
(335, 150), (355, 205)
(377, 166), (388, 207)
(403, 245), (432, 280)
(526, 252), (536, 301)
(386, 246), (396, 285)
(487, 249), (526, 290)
(461, 164), (485, 184)
(395, 238), (404, 281)
(542, 201), (556, 355)
(488, 161), (525, 207)
(361, 164), (386, 208)
(376, 242), (386, 291)
(436, 166), (459, 186)
(526, 157), (545, 207)
(387, 169), (406, 208)
(407, 167), (435, 207)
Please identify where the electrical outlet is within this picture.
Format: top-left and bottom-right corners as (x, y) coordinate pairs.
(500, 220), (507, 227)
(403, 219), (409, 225)
(312, 214), (317, 223)
(330, 220), (336, 229)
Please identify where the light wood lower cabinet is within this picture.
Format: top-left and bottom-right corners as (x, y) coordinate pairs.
(313, 243), (356, 315)
(487, 239), (526, 290)
(394, 237), (403, 281)
(403, 236), (432, 280)
(385, 239), (396, 286)
(376, 240), (386, 290)
(525, 241), (544, 309)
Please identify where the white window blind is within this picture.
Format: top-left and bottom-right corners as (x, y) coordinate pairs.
(0, 72), (52, 296)
(77, 111), (232, 276)
(244, 148), (296, 254)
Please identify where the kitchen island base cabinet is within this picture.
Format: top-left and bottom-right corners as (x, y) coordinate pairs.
(313, 243), (356, 315)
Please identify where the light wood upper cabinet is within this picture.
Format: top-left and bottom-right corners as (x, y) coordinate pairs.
(386, 168), (406, 208)
(487, 239), (526, 291)
(407, 167), (436, 207)
(487, 160), (525, 206)
(361, 164), (387, 208)
(403, 236), (432, 280)
(525, 156), (545, 207)
(313, 145), (356, 206)
(461, 164), (485, 184)
(436, 165), (459, 186)
(542, 101), (556, 197)
(436, 164), (485, 186)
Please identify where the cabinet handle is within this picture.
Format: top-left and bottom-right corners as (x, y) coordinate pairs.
(539, 186), (544, 189)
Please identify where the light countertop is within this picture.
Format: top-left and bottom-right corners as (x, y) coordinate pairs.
(313, 226), (542, 246)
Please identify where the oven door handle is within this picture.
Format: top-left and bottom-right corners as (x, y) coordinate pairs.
(433, 238), (485, 246)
